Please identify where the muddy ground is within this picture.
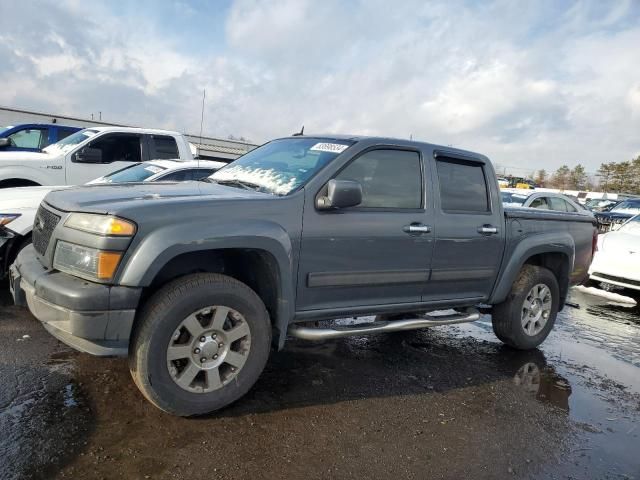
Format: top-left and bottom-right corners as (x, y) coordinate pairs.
(1, 285), (639, 480)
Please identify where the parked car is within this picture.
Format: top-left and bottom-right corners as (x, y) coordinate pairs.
(0, 124), (81, 152)
(589, 214), (640, 291)
(501, 190), (586, 213)
(584, 198), (620, 212)
(10, 134), (597, 416)
(0, 159), (225, 277)
(594, 199), (640, 233)
(0, 126), (195, 188)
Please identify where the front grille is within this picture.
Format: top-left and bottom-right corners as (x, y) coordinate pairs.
(32, 206), (60, 255)
(592, 272), (640, 287)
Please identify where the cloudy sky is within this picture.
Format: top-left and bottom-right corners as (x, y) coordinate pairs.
(1, 0), (639, 175)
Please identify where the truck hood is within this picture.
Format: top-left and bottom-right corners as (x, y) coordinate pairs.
(0, 185), (69, 210)
(0, 150), (55, 162)
(43, 181), (269, 214)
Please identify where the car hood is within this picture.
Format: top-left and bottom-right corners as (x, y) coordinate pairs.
(0, 150), (55, 162)
(43, 181), (270, 214)
(0, 185), (69, 210)
(600, 231), (640, 253)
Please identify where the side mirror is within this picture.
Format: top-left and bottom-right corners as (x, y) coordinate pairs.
(317, 179), (362, 210)
(74, 147), (103, 163)
(0, 138), (10, 148)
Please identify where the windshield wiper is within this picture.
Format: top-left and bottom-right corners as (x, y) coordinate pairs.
(212, 179), (264, 192)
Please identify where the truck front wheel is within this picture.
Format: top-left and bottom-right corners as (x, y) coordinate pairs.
(491, 265), (559, 350)
(129, 273), (271, 416)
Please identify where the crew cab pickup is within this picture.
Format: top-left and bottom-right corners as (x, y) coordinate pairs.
(0, 126), (194, 188)
(11, 135), (597, 416)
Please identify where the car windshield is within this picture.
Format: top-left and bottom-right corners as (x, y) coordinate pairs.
(43, 129), (98, 154)
(89, 162), (167, 184)
(611, 201), (640, 215)
(209, 137), (354, 195)
(619, 215), (640, 234)
(0, 126), (10, 134)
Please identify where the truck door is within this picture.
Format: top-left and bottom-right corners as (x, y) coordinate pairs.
(426, 152), (505, 302)
(296, 147), (435, 312)
(65, 133), (148, 185)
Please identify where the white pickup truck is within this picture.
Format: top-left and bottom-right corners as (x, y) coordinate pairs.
(0, 127), (195, 188)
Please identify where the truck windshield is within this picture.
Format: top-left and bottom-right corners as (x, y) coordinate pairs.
(209, 137), (354, 195)
(88, 162), (167, 184)
(43, 129), (99, 154)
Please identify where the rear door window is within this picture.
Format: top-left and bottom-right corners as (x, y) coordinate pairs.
(151, 135), (179, 159)
(436, 157), (489, 213)
(157, 169), (190, 181)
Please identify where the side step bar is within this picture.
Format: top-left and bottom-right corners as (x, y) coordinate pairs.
(288, 308), (480, 341)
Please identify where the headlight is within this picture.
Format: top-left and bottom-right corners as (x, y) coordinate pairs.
(53, 241), (123, 281)
(0, 213), (21, 226)
(64, 213), (136, 236)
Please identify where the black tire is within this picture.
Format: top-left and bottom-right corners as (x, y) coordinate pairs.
(129, 273), (271, 416)
(491, 265), (559, 350)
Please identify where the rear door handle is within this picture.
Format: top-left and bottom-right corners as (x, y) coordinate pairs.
(478, 225), (498, 235)
(403, 223), (431, 234)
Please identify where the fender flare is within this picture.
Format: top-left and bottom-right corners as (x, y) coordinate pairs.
(489, 231), (575, 305)
(118, 219), (295, 348)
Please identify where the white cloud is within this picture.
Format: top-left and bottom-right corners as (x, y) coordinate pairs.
(0, 0), (638, 176)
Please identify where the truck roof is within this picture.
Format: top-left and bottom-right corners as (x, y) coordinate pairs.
(88, 126), (184, 136)
(278, 134), (488, 160)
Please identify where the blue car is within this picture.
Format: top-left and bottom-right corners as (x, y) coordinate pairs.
(0, 123), (81, 152)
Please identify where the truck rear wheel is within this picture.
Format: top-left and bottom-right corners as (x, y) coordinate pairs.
(491, 265), (559, 350)
(129, 273), (271, 416)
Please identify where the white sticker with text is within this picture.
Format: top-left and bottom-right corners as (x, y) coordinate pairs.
(310, 142), (349, 154)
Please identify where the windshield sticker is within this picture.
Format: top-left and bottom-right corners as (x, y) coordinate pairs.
(309, 143), (349, 154)
(144, 166), (164, 174)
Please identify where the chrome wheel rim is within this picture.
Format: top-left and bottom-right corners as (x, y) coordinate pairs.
(521, 283), (552, 336)
(166, 306), (251, 393)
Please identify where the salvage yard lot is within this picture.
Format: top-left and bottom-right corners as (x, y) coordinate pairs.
(1, 285), (638, 480)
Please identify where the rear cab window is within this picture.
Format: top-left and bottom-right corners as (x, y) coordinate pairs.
(436, 156), (489, 213)
(151, 135), (179, 159)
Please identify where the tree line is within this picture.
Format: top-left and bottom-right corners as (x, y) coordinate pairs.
(532, 155), (640, 193)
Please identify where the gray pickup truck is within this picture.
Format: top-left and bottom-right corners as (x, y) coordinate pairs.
(10, 135), (597, 416)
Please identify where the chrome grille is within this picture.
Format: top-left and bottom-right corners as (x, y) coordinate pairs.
(32, 206), (60, 255)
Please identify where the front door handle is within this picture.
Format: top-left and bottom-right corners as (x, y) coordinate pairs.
(478, 225), (498, 235)
(403, 223), (432, 234)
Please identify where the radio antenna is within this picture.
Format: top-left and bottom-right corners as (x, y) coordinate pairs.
(198, 89), (206, 167)
(293, 125), (304, 136)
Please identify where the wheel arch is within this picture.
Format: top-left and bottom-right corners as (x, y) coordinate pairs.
(490, 232), (574, 309)
(131, 243), (294, 350)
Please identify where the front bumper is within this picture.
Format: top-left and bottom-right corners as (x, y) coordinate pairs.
(588, 250), (640, 291)
(10, 245), (142, 356)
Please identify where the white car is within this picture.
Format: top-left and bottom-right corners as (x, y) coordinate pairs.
(589, 214), (640, 291)
(0, 159), (225, 276)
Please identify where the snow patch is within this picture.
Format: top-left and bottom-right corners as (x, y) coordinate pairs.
(572, 286), (637, 305)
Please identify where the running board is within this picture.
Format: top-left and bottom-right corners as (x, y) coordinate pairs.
(288, 308), (480, 341)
